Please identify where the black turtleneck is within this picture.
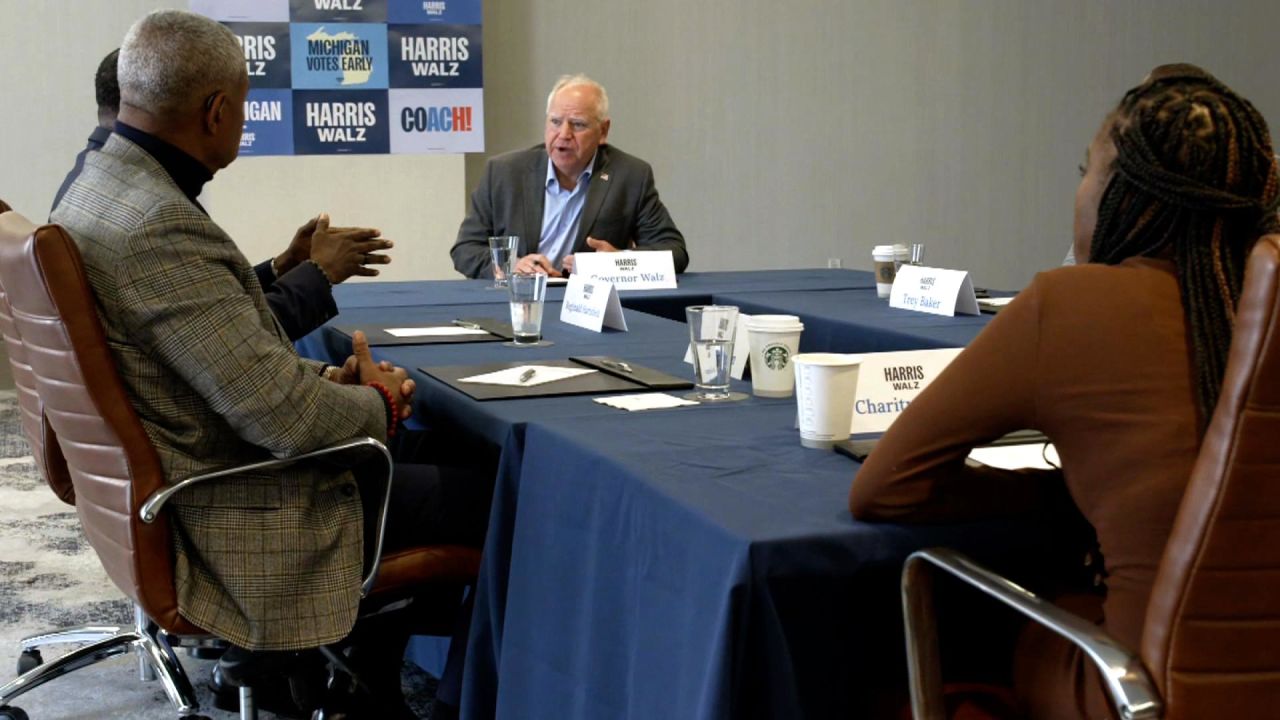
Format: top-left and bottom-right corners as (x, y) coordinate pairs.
(113, 121), (214, 213)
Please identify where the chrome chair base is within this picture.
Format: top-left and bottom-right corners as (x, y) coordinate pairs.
(0, 608), (236, 718)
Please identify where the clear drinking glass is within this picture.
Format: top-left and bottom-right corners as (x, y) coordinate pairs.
(909, 243), (925, 266)
(488, 235), (519, 289)
(506, 272), (549, 347)
(685, 305), (742, 401)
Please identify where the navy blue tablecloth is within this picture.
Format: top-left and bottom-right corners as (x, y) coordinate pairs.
(328, 268), (873, 319)
(296, 301), (713, 446)
(293, 277), (1063, 720)
(462, 405), (1077, 719)
(713, 288), (995, 353)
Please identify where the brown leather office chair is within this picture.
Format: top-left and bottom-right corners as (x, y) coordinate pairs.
(0, 202), (75, 505)
(901, 234), (1280, 720)
(0, 211), (482, 719)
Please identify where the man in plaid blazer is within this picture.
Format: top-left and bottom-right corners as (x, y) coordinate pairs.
(51, 11), (420, 654)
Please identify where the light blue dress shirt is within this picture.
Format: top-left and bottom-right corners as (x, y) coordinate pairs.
(538, 154), (595, 270)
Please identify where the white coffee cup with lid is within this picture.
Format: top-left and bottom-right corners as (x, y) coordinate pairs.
(745, 315), (805, 397)
(872, 245), (897, 298)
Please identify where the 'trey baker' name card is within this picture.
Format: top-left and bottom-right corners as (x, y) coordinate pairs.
(889, 265), (980, 317)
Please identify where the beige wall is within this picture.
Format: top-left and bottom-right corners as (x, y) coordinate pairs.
(471, 0), (1280, 290)
(1, 0), (465, 283)
(3, 1), (1279, 394)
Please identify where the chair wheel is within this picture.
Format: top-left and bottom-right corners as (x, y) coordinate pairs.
(15, 650), (41, 675)
(0, 705), (31, 720)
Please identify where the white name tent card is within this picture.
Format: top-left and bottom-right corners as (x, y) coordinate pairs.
(572, 251), (677, 290)
(384, 326), (490, 338)
(560, 276), (628, 332)
(889, 265), (980, 317)
(850, 347), (964, 434)
(682, 312), (751, 380)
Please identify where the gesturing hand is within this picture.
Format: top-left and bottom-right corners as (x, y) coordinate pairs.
(311, 213), (394, 284)
(272, 216), (320, 276)
(350, 331), (415, 422)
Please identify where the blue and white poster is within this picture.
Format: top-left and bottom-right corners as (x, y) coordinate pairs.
(195, 0), (483, 155)
(388, 24), (481, 88)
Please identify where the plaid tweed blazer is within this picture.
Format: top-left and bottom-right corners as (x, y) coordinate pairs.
(52, 135), (387, 650)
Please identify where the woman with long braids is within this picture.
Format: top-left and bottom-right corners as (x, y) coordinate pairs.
(849, 67), (1280, 718)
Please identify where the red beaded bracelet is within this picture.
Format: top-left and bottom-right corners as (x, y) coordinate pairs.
(365, 381), (397, 439)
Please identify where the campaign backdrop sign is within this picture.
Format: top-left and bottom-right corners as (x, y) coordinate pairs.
(388, 0), (481, 24)
(228, 23), (292, 88)
(390, 88), (483, 153)
(291, 23), (389, 89)
(195, 0), (482, 155)
(388, 24), (481, 88)
(240, 90), (294, 155)
(293, 90), (390, 154)
(192, 0), (289, 21)
(290, 0), (388, 23)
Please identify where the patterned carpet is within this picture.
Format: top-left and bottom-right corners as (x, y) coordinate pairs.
(0, 391), (440, 719)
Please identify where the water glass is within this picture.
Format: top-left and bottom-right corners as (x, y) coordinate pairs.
(507, 272), (548, 346)
(488, 236), (519, 289)
(685, 305), (739, 401)
(909, 243), (925, 266)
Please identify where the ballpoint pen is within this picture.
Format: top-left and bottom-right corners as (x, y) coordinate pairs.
(452, 320), (483, 330)
(519, 368), (536, 384)
(601, 360), (634, 373)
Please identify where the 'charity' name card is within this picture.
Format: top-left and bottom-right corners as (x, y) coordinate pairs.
(572, 251), (677, 290)
(850, 348), (963, 434)
(560, 276), (628, 332)
(889, 265), (979, 317)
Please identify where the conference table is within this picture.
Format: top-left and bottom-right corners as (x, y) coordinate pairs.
(327, 268), (875, 321)
(296, 272), (1074, 719)
(715, 289), (998, 353)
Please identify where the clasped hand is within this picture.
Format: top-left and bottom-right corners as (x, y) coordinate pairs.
(331, 331), (415, 422)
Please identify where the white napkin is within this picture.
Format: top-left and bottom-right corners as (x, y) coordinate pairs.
(594, 393), (700, 411)
(458, 365), (596, 387)
(385, 326), (490, 337)
(966, 443), (1059, 470)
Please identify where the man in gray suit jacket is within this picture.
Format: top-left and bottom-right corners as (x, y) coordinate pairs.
(53, 13), (487, 715)
(451, 74), (689, 278)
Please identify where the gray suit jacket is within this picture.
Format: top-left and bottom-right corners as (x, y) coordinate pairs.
(52, 135), (387, 651)
(451, 144), (689, 278)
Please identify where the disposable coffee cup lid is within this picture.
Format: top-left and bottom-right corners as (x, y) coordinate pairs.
(746, 314), (803, 331)
(872, 245), (895, 255)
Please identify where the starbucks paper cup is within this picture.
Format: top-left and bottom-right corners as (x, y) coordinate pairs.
(793, 353), (862, 449)
(746, 315), (804, 398)
(873, 244), (896, 298)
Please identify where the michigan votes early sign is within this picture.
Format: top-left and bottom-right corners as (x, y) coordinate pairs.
(191, 0), (484, 155)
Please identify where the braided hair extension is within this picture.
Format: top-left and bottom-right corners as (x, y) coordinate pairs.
(1089, 74), (1280, 427)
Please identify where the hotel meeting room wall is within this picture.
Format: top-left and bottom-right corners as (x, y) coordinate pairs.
(472, 0), (1280, 291)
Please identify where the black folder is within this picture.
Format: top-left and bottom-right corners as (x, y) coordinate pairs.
(421, 358), (692, 401)
(334, 317), (513, 346)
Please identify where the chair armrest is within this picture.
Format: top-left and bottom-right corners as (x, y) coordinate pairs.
(902, 547), (1162, 720)
(139, 436), (393, 597)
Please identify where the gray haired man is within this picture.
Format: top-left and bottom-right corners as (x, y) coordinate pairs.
(52, 10), (488, 718)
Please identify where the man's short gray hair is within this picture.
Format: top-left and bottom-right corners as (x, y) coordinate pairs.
(118, 10), (245, 116)
(546, 74), (610, 122)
